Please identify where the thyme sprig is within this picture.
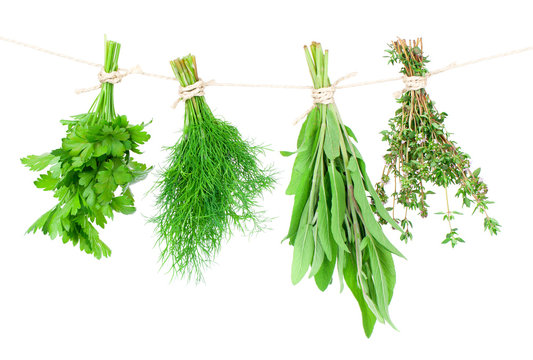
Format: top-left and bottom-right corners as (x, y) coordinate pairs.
(21, 38), (151, 258)
(376, 38), (500, 246)
(284, 42), (405, 337)
(151, 55), (275, 282)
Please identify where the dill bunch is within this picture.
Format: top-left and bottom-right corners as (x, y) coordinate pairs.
(376, 38), (500, 246)
(21, 38), (151, 258)
(151, 54), (275, 282)
(284, 42), (405, 337)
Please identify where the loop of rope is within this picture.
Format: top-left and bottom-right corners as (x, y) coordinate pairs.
(311, 87), (335, 105)
(402, 75), (427, 91)
(293, 72), (358, 125)
(171, 79), (215, 108)
(75, 65), (143, 94)
(393, 74), (429, 98)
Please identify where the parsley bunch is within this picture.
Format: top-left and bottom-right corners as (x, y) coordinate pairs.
(284, 42), (405, 337)
(21, 39), (151, 259)
(151, 55), (275, 282)
(376, 38), (500, 246)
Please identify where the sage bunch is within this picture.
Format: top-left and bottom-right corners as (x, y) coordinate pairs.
(283, 42), (405, 337)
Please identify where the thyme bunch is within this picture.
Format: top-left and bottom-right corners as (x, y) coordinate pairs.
(376, 38), (500, 246)
(151, 55), (275, 282)
(284, 42), (405, 337)
(21, 38), (151, 258)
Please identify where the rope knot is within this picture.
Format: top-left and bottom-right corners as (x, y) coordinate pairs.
(75, 65), (142, 94)
(311, 86), (336, 105)
(293, 71), (358, 125)
(172, 79), (213, 108)
(98, 69), (126, 85)
(402, 75), (427, 91)
(394, 75), (428, 98)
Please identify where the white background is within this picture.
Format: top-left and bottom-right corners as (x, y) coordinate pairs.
(1, 1), (532, 359)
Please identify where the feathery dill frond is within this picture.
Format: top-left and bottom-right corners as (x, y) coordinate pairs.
(151, 54), (275, 282)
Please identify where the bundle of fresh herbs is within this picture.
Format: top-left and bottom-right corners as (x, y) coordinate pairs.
(283, 42), (405, 337)
(376, 38), (500, 246)
(21, 39), (151, 259)
(151, 54), (275, 282)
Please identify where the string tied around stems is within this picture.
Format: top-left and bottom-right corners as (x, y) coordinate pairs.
(293, 72), (358, 125)
(75, 65), (143, 94)
(171, 79), (215, 108)
(394, 75), (429, 98)
(311, 86), (336, 105)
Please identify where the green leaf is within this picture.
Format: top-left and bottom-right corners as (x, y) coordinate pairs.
(323, 110), (340, 160)
(82, 186), (96, 207)
(113, 165), (133, 185)
(128, 161), (151, 184)
(44, 207), (63, 240)
(337, 247), (345, 292)
(344, 252), (377, 338)
(344, 125), (358, 142)
(309, 227), (324, 278)
(111, 195), (136, 215)
(64, 194), (81, 216)
(317, 182), (333, 260)
(291, 223), (315, 285)
(286, 109), (320, 195)
(348, 157), (405, 259)
(63, 133), (93, 159)
(79, 171), (95, 187)
(314, 242), (337, 291)
(76, 217), (111, 259)
(349, 156), (403, 233)
(26, 207), (56, 234)
(110, 138), (126, 157)
(368, 237), (397, 329)
(94, 161), (117, 203)
(280, 150), (296, 157)
(128, 122), (151, 144)
(21, 153), (56, 171)
(360, 236), (369, 251)
(286, 160), (314, 244)
(328, 163), (349, 253)
(34, 172), (59, 191)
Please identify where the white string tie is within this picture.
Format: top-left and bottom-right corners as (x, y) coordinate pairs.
(294, 72), (358, 125)
(403, 75), (427, 91)
(75, 65), (143, 94)
(311, 86), (336, 105)
(171, 79), (215, 108)
(394, 75), (429, 98)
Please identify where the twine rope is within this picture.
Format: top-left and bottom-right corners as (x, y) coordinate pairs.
(393, 75), (429, 98)
(293, 72), (358, 124)
(171, 79), (215, 108)
(1, 35), (532, 96)
(402, 75), (427, 91)
(75, 65), (143, 94)
(311, 87), (335, 104)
